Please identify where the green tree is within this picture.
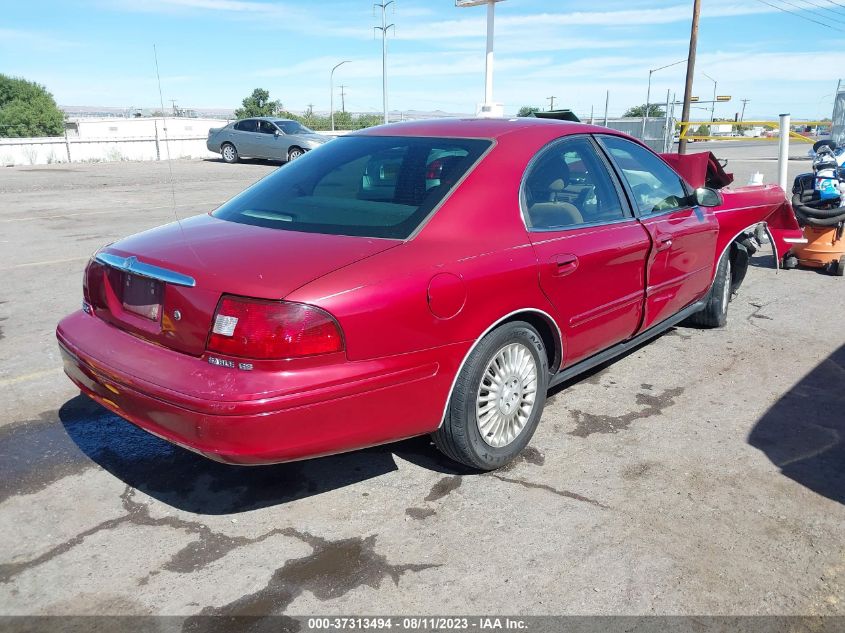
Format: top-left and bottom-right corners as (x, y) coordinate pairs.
(234, 88), (283, 119)
(517, 106), (540, 117)
(695, 124), (711, 137)
(0, 74), (64, 137)
(623, 103), (666, 118)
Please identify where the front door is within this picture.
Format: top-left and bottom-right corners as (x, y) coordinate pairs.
(597, 135), (719, 330)
(523, 135), (651, 365)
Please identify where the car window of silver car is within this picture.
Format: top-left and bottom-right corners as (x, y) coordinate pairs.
(235, 119), (258, 133)
(258, 121), (277, 135)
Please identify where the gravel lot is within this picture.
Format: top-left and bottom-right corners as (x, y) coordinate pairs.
(0, 146), (842, 622)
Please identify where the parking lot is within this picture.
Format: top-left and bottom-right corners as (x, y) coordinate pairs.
(0, 148), (843, 620)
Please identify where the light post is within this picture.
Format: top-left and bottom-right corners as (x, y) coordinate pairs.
(642, 59), (686, 138)
(330, 60), (350, 132)
(702, 72), (717, 122)
(374, 2), (395, 125)
(456, 0), (505, 117)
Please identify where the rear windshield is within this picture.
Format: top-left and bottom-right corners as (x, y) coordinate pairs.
(212, 135), (492, 239)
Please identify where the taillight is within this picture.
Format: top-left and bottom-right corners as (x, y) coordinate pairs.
(207, 296), (344, 360)
(425, 159), (443, 180)
(83, 258), (101, 305)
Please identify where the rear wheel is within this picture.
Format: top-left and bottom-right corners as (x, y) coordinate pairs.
(287, 146), (305, 161)
(834, 255), (845, 277)
(221, 143), (239, 164)
(432, 321), (548, 470)
(687, 252), (731, 328)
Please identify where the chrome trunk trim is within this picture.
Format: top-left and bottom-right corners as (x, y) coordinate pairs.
(95, 252), (196, 288)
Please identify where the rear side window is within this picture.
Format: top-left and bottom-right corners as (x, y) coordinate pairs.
(212, 136), (491, 239)
(522, 136), (628, 230)
(598, 135), (688, 214)
(235, 119), (257, 132)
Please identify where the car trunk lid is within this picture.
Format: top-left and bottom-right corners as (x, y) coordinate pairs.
(85, 214), (399, 356)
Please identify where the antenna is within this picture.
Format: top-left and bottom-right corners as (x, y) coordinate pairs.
(153, 45), (178, 217)
(153, 44), (198, 266)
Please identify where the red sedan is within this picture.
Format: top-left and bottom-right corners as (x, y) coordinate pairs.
(56, 118), (802, 470)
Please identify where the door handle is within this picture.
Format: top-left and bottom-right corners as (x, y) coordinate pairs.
(550, 254), (579, 277)
(655, 237), (673, 252)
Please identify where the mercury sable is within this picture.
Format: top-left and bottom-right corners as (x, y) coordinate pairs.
(57, 118), (802, 470)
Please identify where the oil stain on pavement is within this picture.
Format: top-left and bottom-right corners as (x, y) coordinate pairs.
(568, 386), (685, 438)
(185, 529), (438, 625)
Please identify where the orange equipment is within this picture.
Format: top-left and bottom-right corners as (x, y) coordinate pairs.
(786, 225), (845, 276)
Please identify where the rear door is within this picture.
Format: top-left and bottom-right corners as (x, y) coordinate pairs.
(523, 135), (651, 365)
(597, 135), (719, 331)
(233, 119), (260, 156)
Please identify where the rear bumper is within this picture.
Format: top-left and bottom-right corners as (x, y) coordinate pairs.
(57, 311), (464, 465)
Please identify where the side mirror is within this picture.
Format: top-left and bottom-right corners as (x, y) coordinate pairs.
(274, 129), (281, 137)
(693, 187), (723, 207)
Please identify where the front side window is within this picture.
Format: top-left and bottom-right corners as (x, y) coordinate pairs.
(213, 135), (491, 239)
(598, 135), (688, 215)
(522, 136), (628, 230)
(276, 120), (314, 135)
(258, 120), (278, 134)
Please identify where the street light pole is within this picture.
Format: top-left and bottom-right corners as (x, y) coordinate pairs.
(702, 72), (717, 122)
(374, 1), (395, 125)
(456, 0), (505, 116)
(330, 60), (350, 132)
(642, 59), (686, 138)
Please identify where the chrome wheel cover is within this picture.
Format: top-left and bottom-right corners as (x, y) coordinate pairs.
(222, 145), (235, 161)
(289, 148), (303, 160)
(722, 260), (731, 311)
(476, 342), (538, 448)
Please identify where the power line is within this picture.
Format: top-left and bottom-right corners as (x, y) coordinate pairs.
(794, 0), (845, 17)
(778, 0), (845, 24)
(819, 0), (845, 9)
(754, 0), (841, 30)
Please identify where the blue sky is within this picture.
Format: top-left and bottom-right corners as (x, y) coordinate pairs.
(2, 0), (840, 120)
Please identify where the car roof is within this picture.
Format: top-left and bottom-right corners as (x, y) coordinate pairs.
(354, 117), (618, 141)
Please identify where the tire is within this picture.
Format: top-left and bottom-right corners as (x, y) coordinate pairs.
(221, 143), (239, 164)
(287, 146), (305, 162)
(783, 255), (799, 270)
(432, 321), (549, 470)
(833, 256), (845, 277)
(687, 251), (732, 328)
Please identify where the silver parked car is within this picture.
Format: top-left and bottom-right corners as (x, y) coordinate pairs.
(206, 117), (330, 164)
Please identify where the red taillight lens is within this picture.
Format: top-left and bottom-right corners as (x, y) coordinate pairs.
(425, 159), (443, 180)
(207, 296), (344, 360)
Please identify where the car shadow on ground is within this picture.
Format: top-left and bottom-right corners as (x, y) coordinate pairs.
(203, 157), (284, 167)
(748, 343), (845, 505)
(59, 395), (469, 515)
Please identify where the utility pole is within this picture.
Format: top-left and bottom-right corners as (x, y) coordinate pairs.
(547, 96), (556, 111)
(374, 1), (395, 125)
(603, 90), (609, 126)
(740, 98), (750, 122)
(678, 0), (701, 154)
(339, 85), (348, 113)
